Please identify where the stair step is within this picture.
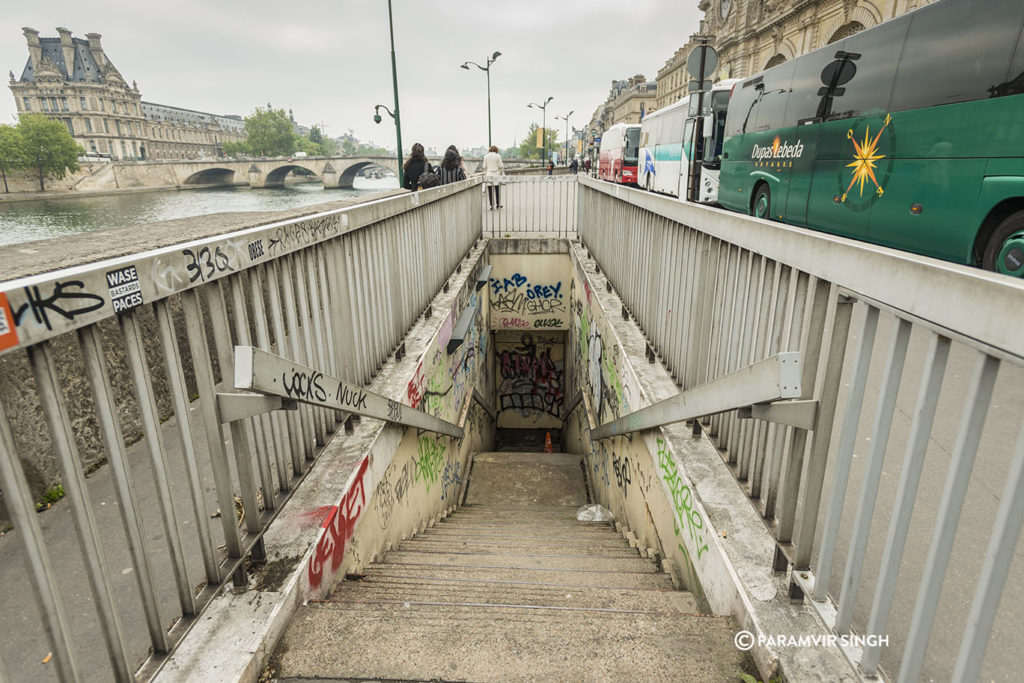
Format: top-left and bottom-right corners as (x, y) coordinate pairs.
(362, 563), (676, 590)
(276, 602), (746, 682)
(465, 453), (587, 507)
(382, 549), (658, 573)
(397, 538), (639, 556)
(421, 526), (621, 540)
(326, 576), (698, 612)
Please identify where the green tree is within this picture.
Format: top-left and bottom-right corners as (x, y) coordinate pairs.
(308, 126), (323, 145)
(0, 124), (27, 193)
(516, 123), (559, 161)
(222, 140), (252, 157)
(17, 114), (83, 191)
(244, 107), (297, 157)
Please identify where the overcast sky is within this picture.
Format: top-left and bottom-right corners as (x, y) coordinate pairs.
(2, 1), (703, 154)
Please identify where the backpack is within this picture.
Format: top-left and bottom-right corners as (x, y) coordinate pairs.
(417, 162), (439, 189)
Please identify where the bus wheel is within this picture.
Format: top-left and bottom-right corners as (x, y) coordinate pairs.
(752, 184), (771, 219)
(982, 210), (1024, 276)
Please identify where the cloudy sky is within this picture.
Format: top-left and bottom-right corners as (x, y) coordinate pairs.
(1, 1), (703, 154)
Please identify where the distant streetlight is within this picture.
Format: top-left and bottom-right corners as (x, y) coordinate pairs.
(555, 110), (574, 165)
(373, 0), (404, 187)
(461, 51), (501, 148)
(527, 96), (553, 163)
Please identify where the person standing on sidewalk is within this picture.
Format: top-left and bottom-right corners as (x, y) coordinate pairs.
(483, 145), (504, 209)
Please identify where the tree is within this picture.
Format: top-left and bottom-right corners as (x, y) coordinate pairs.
(516, 123), (559, 161)
(0, 124), (27, 193)
(222, 140), (252, 157)
(17, 114), (82, 191)
(244, 107), (297, 157)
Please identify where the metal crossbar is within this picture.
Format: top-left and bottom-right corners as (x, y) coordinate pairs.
(233, 346), (463, 438)
(592, 353), (802, 439)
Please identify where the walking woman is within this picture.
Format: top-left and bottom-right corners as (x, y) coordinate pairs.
(435, 147), (467, 185)
(402, 143), (433, 190)
(482, 145), (504, 209)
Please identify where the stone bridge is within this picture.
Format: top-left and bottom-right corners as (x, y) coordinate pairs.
(111, 155), (539, 189)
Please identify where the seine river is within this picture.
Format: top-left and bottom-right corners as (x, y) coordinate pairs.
(0, 176), (400, 248)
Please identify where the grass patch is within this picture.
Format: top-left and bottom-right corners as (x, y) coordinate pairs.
(35, 484), (65, 512)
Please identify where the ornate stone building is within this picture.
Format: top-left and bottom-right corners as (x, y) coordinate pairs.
(586, 74), (658, 149)
(698, 0), (935, 81)
(9, 27), (245, 160)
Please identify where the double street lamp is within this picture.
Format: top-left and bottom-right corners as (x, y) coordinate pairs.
(461, 51), (501, 148)
(528, 96), (553, 163)
(555, 110), (574, 165)
(372, 0), (405, 187)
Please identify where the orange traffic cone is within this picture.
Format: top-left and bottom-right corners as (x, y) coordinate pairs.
(544, 432), (553, 453)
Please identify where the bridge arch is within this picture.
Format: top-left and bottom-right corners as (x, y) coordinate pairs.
(262, 163), (321, 187)
(182, 167), (236, 186)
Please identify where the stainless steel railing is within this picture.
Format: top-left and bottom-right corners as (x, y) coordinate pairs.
(0, 180), (481, 681)
(577, 174), (1024, 682)
(481, 175), (578, 238)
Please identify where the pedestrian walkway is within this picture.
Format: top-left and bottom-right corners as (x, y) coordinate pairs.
(268, 451), (752, 681)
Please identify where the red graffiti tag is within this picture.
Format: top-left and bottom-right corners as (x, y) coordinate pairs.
(307, 456), (370, 592)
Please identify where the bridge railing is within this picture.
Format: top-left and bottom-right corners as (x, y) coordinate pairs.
(481, 175), (578, 238)
(577, 175), (1024, 682)
(0, 180), (482, 681)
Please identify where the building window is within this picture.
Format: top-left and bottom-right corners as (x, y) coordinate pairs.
(104, 119), (110, 133)
(85, 118), (93, 133)
(121, 141), (127, 157)
(50, 98), (58, 111)
(90, 140), (97, 153)
(98, 99), (105, 112)
(41, 98), (50, 112)
(61, 97), (69, 111)
(22, 97), (30, 111)
(64, 119), (74, 136)
(115, 120), (122, 135)
(80, 96), (87, 110)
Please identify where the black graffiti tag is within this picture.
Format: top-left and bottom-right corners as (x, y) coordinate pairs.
(335, 383), (369, 411)
(13, 281), (105, 331)
(281, 369), (327, 402)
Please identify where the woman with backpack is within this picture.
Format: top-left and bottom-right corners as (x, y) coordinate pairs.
(435, 147), (467, 185)
(402, 143), (435, 190)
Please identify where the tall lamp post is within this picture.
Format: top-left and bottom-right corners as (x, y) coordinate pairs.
(373, 0), (404, 187)
(555, 110), (573, 165)
(461, 51), (501, 148)
(527, 96), (553, 163)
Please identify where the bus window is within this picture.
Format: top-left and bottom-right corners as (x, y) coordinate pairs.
(624, 127), (641, 165)
(727, 78), (761, 136)
(891, 0), (1024, 112)
(706, 90), (730, 163)
(997, 8), (1024, 97)
(750, 62), (796, 132)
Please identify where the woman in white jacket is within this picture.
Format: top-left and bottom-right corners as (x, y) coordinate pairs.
(482, 145), (504, 209)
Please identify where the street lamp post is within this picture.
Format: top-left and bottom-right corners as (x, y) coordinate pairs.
(555, 110), (573, 165)
(461, 51), (501, 148)
(528, 96), (553, 164)
(373, 0), (404, 187)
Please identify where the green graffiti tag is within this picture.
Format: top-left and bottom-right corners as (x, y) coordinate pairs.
(415, 436), (446, 493)
(657, 438), (708, 560)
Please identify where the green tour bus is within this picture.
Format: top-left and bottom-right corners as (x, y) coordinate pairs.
(717, 0), (1024, 276)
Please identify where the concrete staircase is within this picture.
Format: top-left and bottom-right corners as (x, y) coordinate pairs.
(270, 452), (751, 681)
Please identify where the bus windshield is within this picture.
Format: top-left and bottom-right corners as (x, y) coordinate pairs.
(705, 90), (731, 165)
(624, 127), (641, 164)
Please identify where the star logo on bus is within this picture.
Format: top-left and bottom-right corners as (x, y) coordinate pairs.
(843, 113), (891, 201)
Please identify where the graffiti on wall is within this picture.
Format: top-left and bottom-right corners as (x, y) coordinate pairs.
(490, 271), (568, 330)
(497, 333), (565, 419)
(656, 438), (709, 560)
(415, 435), (446, 493)
(308, 456), (370, 592)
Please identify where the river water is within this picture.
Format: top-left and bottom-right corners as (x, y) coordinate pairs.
(0, 176), (401, 248)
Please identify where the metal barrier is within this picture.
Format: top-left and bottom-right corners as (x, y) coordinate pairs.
(481, 175), (578, 238)
(577, 175), (1024, 682)
(0, 180), (481, 681)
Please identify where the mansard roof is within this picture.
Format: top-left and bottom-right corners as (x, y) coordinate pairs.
(19, 36), (108, 84)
